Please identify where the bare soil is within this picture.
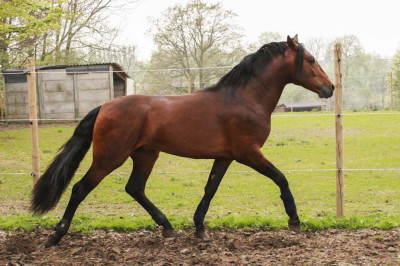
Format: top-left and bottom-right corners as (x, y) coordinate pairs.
(1, 228), (399, 265)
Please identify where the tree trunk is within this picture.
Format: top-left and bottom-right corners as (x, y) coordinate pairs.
(0, 41), (10, 72)
(65, 0), (78, 63)
(0, 17), (10, 71)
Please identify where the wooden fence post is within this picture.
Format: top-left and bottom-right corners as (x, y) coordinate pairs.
(290, 96), (293, 112)
(334, 44), (344, 217)
(134, 81), (137, 95)
(27, 58), (40, 184)
(188, 77), (192, 94)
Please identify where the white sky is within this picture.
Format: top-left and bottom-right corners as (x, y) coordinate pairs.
(113, 0), (400, 61)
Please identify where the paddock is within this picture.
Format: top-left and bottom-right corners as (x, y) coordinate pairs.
(0, 49), (399, 265)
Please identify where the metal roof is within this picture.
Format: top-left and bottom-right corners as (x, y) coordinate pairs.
(2, 63), (130, 83)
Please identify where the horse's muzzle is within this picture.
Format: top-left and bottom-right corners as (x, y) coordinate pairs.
(319, 84), (334, 98)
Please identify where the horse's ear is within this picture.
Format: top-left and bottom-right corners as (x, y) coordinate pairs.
(287, 35), (298, 50)
(293, 34), (299, 43)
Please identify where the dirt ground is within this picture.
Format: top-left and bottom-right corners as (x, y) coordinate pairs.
(1, 228), (399, 265)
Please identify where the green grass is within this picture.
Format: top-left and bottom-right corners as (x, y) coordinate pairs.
(0, 111), (399, 231)
(0, 214), (398, 233)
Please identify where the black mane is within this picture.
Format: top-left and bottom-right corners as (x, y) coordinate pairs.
(205, 41), (304, 92)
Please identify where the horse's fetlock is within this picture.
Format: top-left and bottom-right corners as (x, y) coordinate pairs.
(55, 219), (70, 235)
(154, 213), (168, 225)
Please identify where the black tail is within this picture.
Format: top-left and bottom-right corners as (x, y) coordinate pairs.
(31, 106), (102, 214)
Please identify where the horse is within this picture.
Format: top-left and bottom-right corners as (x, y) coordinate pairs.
(31, 35), (334, 247)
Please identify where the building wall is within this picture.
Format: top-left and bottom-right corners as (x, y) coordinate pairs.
(126, 78), (134, 95)
(4, 82), (29, 119)
(38, 69), (75, 119)
(113, 74), (125, 98)
(284, 106), (322, 112)
(4, 65), (126, 119)
(273, 106), (286, 113)
(76, 72), (111, 117)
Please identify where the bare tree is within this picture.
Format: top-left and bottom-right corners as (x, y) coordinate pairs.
(149, 0), (243, 91)
(45, 0), (120, 64)
(305, 37), (326, 61)
(248, 32), (283, 52)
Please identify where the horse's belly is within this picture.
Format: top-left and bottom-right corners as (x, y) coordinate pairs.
(149, 126), (231, 159)
(159, 146), (232, 159)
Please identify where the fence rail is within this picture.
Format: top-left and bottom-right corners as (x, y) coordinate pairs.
(0, 56), (394, 75)
(1, 168), (400, 177)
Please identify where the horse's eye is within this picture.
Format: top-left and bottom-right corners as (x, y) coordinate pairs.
(308, 58), (316, 64)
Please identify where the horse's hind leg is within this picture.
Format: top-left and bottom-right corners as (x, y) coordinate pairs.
(237, 149), (301, 232)
(46, 166), (109, 247)
(193, 159), (232, 238)
(125, 149), (175, 237)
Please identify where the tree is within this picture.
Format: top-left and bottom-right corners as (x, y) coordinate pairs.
(247, 32), (283, 52)
(324, 35), (392, 109)
(326, 35), (364, 77)
(1, 0), (139, 69)
(364, 53), (390, 108)
(390, 49), (400, 105)
(325, 35), (366, 108)
(0, 0), (63, 70)
(47, 0), (124, 64)
(148, 0), (243, 93)
(88, 44), (136, 73)
(305, 37), (326, 61)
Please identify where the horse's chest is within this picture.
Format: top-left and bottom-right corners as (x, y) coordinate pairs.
(251, 125), (271, 146)
(228, 116), (271, 146)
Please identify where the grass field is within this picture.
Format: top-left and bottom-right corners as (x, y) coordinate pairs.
(0, 111), (399, 231)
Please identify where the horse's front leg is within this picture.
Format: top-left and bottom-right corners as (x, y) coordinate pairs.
(193, 159), (232, 238)
(237, 149), (300, 232)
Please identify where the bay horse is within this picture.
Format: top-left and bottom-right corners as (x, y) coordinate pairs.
(31, 35), (334, 247)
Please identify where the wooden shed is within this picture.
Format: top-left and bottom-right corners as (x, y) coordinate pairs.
(274, 102), (326, 112)
(2, 63), (133, 119)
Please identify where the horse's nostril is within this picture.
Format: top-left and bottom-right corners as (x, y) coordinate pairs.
(331, 84), (335, 91)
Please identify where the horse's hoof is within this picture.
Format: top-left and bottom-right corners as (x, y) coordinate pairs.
(194, 226), (208, 239)
(194, 230), (207, 239)
(162, 229), (176, 238)
(288, 217), (301, 233)
(44, 235), (60, 248)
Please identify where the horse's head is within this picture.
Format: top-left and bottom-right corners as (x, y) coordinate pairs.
(287, 35), (334, 98)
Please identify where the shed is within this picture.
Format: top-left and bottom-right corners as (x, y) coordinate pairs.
(2, 63), (133, 119)
(274, 102), (326, 112)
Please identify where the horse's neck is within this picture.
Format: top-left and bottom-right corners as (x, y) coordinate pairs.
(241, 71), (289, 115)
(262, 83), (286, 114)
